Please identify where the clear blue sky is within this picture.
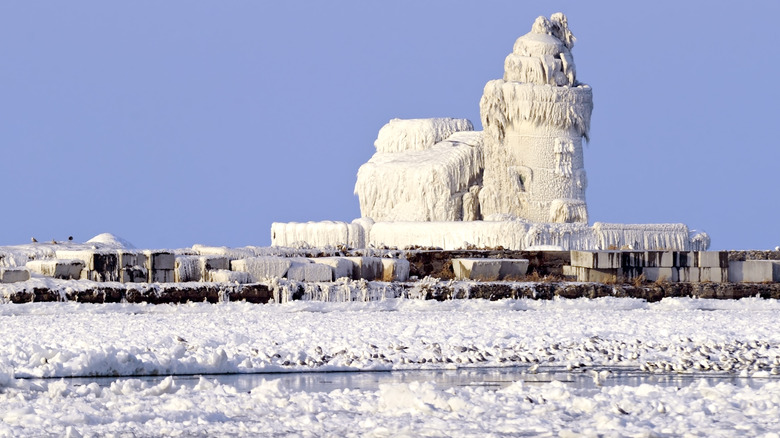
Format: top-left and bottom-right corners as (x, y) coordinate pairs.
(1, 1), (778, 250)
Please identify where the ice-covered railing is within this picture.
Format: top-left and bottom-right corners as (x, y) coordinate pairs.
(592, 223), (710, 251)
(355, 131), (484, 222)
(374, 118), (473, 153)
(270, 219), (372, 249)
(480, 81), (592, 142)
(270, 219), (709, 251)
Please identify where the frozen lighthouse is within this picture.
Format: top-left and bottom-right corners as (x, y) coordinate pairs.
(271, 13), (709, 252)
(479, 13), (592, 224)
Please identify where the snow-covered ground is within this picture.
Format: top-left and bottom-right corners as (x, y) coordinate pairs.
(2, 297), (780, 436)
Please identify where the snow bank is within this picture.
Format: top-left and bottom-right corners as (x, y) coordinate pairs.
(374, 118), (473, 153)
(85, 233), (136, 249)
(355, 131), (484, 222)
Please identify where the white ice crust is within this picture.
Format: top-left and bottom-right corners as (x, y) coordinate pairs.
(355, 131), (483, 222)
(270, 12), (708, 250)
(373, 118), (473, 153)
(0, 298), (780, 435)
(271, 219), (710, 251)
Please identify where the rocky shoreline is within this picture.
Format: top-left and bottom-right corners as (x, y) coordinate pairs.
(4, 277), (780, 304)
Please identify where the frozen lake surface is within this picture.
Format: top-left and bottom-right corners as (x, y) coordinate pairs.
(2, 297), (780, 436)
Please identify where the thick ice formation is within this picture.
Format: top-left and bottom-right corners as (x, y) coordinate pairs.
(270, 219), (370, 249)
(271, 219), (710, 251)
(479, 14), (592, 223)
(373, 118), (473, 153)
(270, 13), (708, 252)
(355, 131), (483, 222)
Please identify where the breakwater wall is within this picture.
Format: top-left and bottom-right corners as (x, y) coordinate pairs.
(4, 278), (780, 305)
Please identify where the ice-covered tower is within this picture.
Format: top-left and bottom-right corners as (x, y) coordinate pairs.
(478, 13), (593, 224)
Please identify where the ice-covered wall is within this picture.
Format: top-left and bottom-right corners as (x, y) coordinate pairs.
(355, 130), (483, 222)
(479, 13), (592, 224)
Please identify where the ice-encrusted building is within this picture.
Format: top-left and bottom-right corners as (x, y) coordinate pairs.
(272, 13), (709, 252)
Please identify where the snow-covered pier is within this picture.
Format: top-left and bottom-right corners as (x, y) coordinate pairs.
(2, 236), (779, 304)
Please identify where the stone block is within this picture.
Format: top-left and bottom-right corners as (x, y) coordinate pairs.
(643, 267), (678, 282)
(304, 263), (334, 282)
(286, 262), (332, 282)
(729, 261), (775, 283)
(26, 260), (84, 280)
(674, 252), (696, 268)
(207, 269), (252, 284)
(618, 267), (644, 281)
(345, 257), (383, 280)
(175, 255), (204, 283)
(697, 251), (728, 268)
(381, 259), (411, 282)
(570, 251), (599, 268)
(0, 267), (30, 283)
(144, 251), (175, 270)
(498, 259), (530, 279)
(644, 251), (674, 268)
(201, 256), (229, 271)
(563, 266), (643, 283)
(287, 262), (333, 282)
(150, 269), (174, 283)
(175, 255), (231, 283)
(570, 251), (626, 269)
(677, 267), (727, 283)
(231, 257), (292, 281)
(620, 252), (645, 268)
(56, 250), (119, 281)
(311, 257), (353, 280)
(285, 263), (308, 281)
(562, 265), (578, 279)
(120, 267), (148, 283)
(453, 258), (502, 281)
(563, 266), (618, 283)
(702, 267), (729, 283)
(117, 251), (148, 283)
(118, 251), (147, 269)
(677, 267), (700, 283)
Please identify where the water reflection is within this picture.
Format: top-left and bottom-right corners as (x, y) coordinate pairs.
(50, 366), (780, 394)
